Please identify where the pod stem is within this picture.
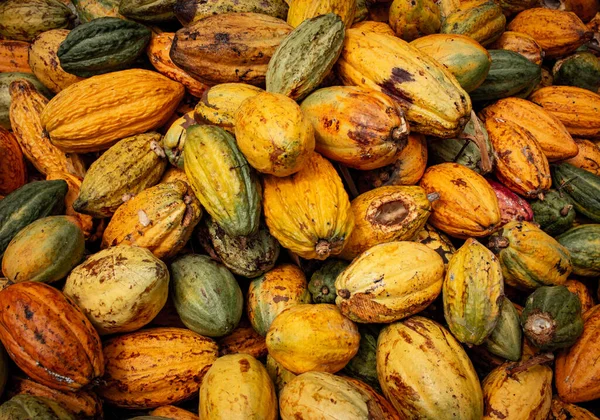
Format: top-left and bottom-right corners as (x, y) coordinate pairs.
(507, 353), (555, 375)
(488, 235), (510, 252)
(560, 204), (573, 217)
(427, 192), (440, 203)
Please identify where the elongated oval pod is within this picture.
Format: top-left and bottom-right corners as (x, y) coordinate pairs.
(556, 225), (600, 277)
(483, 297), (522, 361)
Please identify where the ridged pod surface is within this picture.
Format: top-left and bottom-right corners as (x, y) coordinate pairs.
(170, 13), (292, 86)
(0, 128), (26, 196)
(265, 304), (360, 374)
(443, 238), (503, 345)
(483, 297), (522, 361)
(287, 0), (355, 27)
(246, 264), (311, 336)
(0, 394), (76, 419)
(118, 0), (177, 21)
(552, 163), (600, 222)
(0, 41), (32, 74)
(556, 225), (600, 278)
(99, 327), (218, 408)
(70, 0), (123, 22)
(489, 221), (572, 289)
(9, 79), (86, 178)
(377, 317), (483, 419)
(530, 189), (576, 237)
(336, 241), (444, 323)
(146, 32), (208, 98)
(64, 245), (169, 335)
(194, 83), (263, 133)
(389, 0), (441, 41)
(199, 354), (277, 419)
(565, 139), (600, 175)
(0, 72), (52, 130)
(73, 132), (167, 218)
(411, 34), (491, 92)
(174, 0), (288, 26)
(263, 152), (354, 260)
(479, 98), (578, 162)
(336, 29), (472, 138)
(549, 397), (600, 419)
(440, 0), (506, 46)
(565, 279), (595, 314)
(163, 110), (195, 169)
(300, 86), (409, 170)
(419, 163), (501, 238)
(340, 186), (431, 259)
(102, 181), (202, 258)
(45, 171), (94, 238)
(266, 14), (345, 101)
(41, 69), (184, 153)
(0, 282), (103, 391)
(184, 125), (261, 237)
(530, 86), (600, 139)
(0, 0), (74, 42)
(553, 52), (600, 93)
(490, 31), (544, 66)
(28, 29), (84, 93)
(507, 8), (592, 58)
(280, 372), (389, 419)
(235, 92), (315, 176)
(412, 224), (456, 266)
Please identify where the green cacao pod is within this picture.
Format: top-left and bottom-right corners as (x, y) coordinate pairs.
(531, 189), (576, 236)
(488, 221), (572, 289)
(342, 325), (381, 392)
(483, 297), (522, 361)
(174, 0), (288, 26)
(557, 224), (600, 277)
(552, 163), (600, 222)
(204, 217), (280, 279)
(553, 52), (600, 93)
(119, 0), (177, 21)
(184, 125), (261, 237)
(0, 394), (76, 420)
(308, 259), (349, 304)
(521, 285), (584, 351)
(470, 50), (541, 102)
(444, 238), (504, 345)
(171, 254), (243, 337)
(0, 72), (52, 130)
(266, 13), (345, 101)
(2, 216), (84, 284)
(73, 132), (167, 218)
(0, 0), (74, 42)
(57, 17), (151, 77)
(427, 115), (494, 174)
(0, 180), (67, 258)
(440, 0), (506, 46)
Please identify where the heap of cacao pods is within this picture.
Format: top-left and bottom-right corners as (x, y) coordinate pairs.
(0, 0), (600, 417)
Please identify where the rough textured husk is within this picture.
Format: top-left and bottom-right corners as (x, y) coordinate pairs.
(170, 254), (243, 337)
(443, 238), (504, 345)
(565, 280), (596, 313)
(549, 397), (600, 419)
(262, 152), (354, 260)
(479, 97), (578, 162)
(170, 13), (293, 86)
(0, 72), (52, 131)
(0, 128), (27, 196)
(377, 317), (483, 419)
(199, 354), (278, 420)
(0, 394), (76, 419)
(553, 51), (600, 93)
(73, 132), (167, 218)
(483, 296), (523, 361)
(235, 91), (315, 176)
(146, 32), (208, 98)
(119, 0), (177, 21)
(184, 125), (261, 237)
(0, 0), (74, 42)
(64, 245), (169, 335)
(287, 0), (356, 27)
(0, 41), (32, 74)
(174, 0), (288, 26)
(440, 0), (506, 46)
(194, 83), (263, 133)
(0, 282), (104, 391)
(2, 216), (84, 284)
(552, 163), (600, 223)
(419, 162), (501, 238)
(565, 139), (600, 175)
(483, 362), (553, 419)
(336, 29), (472, 138)
(389, 0), (441, 41)
(339, 186), (431, 260)
(279, 372), (389, 420)
(247, 264), (311, 336)
(487, 179), (534, 225)
(300, 86), (409, 170)
(9, 79), (86, 178)
(265, 304), (360, 374)
(7, 376), (103, 419)
(530, 189), (575, 236)
(102, 181), (202, 258)
(490, 221), (572, 289)
(70, 0), (124, 22)
(308, 259), (347, 303)
(45, 171), (94, 238)
(490, 31), (544, 66)
(336, 241), (444, 323)
(266, 14), (345, 101)
(530, 86), (600, 139)
(482, 113), (552, 197)
(28, 29), (84, 93)
(556, 225), (600, 277)
(410, 34), (491, 92)
(41, 69), (184, 152)
(98, 327), (218, 408)
(507, 8), (593, 58)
